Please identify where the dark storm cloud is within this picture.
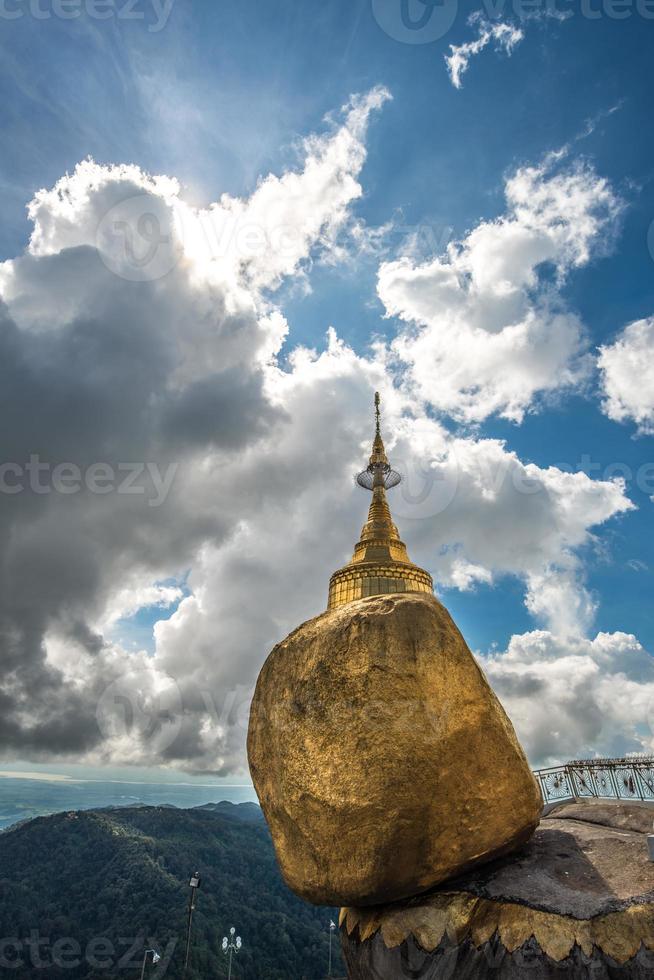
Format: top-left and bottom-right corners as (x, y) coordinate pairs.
(489, 672), (545, 698)
(160, 366), (279, 450)
(0, 91), (394, 769)
(0, 263), (273, 757)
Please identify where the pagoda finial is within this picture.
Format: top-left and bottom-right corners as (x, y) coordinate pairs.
(327, 389), (434, 609)
(356, 392), (399, 491)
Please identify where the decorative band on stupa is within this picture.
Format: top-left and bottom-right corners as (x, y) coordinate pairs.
(327, 393), (434, 610)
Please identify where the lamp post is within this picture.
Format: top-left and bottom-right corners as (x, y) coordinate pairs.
(328, 919), (336, 977)
(140, 948), (160, 980)
(221, 926), (242, 980)
(183, 871), (202, 976)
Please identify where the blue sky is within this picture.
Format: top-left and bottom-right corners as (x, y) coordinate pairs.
(1, 0), (654, 777)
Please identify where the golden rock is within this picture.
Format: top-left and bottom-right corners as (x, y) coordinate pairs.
(247, 590), (542, 907)
(248, 394), (541, 906)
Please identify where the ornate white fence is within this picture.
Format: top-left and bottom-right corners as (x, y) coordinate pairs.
(534, 757), (654, 806)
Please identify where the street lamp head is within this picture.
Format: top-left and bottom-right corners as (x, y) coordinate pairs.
(222, 938), (228, 951)
(236, 937), (242, 949)
(230, 926), (235, 936)
(189, 872), (201, 889)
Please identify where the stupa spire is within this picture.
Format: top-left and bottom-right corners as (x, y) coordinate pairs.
(370, 391), (388, 467)
(327, 393), (433, 609)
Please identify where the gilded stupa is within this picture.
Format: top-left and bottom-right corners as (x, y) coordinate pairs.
(248, 388), (542, 909)
(328, 393), (433, 609)
(248, 391), (651, 977)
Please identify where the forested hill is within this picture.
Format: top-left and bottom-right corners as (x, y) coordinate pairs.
(0, 804), (342, 979)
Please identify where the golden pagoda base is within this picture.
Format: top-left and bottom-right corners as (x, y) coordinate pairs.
(327, 560), (434, 610)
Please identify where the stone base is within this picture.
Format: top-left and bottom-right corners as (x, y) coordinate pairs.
(341, 929), (654, 978)
(341, 801), (654, 978)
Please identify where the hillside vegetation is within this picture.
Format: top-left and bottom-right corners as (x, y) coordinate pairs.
(0, 804), (342, 979)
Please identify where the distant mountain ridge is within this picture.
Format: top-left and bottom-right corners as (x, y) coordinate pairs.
(0, 798), (265, 831)
(0, 776), (260, 831)
(192, 800), (264, 822)
(0, 802), (340, 979)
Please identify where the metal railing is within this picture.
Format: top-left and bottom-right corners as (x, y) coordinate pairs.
(534, 756), (654, 806)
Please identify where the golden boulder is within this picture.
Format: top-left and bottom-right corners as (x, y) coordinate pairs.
(247, 590), (542, 907)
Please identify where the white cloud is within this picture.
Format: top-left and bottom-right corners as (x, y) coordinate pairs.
(379, 156), (623, 422)
(3, 86), (391, 318)
(181, 86), (393, 292)
(0, 89), (391, 772)
(598, 317), (654, 435)
(387, 426), (633, 635)
(0, 93), (639, 775)
(445, 16), (524, 90)
(99, 583), (184, 630)
(143, 338), (633, 770)
(480, 630), (654, 767)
